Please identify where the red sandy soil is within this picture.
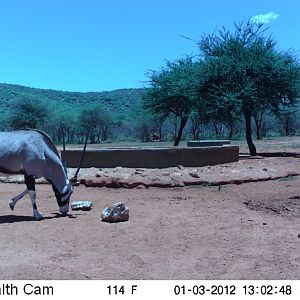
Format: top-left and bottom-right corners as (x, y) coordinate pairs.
(0, 156), (300, 280)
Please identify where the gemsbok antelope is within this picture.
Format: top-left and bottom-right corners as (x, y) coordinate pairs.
(0, 129), (86, 220)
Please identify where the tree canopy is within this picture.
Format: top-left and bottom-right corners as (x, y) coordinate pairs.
(9, 97), (49, 129)
(145, 57), (198, 145)
(145, 19), (300, 153)
(79, 104), (113, 143)
(198, 20), (300, 155)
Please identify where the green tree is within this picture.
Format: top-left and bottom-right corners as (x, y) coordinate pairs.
(79, 104), (112, 143)
(45, 111), (79, 143)
(9, 97), (49, 129)
(145, 57), (197, 146)
(198, 20), (300, 155)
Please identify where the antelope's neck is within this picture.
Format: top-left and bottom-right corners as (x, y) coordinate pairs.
(44, 161), (68, 194)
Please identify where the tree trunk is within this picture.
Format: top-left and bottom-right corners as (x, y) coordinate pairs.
(227, 120), (234, 140)
(191, 124), (196, 140)
(158, 124), (163, 141)
(70, 129), (75, 143)
(213, 122), (219, 137)
(254, 116), (261, 140)
(173, 116), (178, 141)
(96, 133), (101, 143)
(101, 125), (109, 141)
(254, 113), (264, 140)
(284, 117), (290, 136)
(155, 116), (165, 141)
(190, 115), (201, 140)
(191, 122), (201, 140)
(244, 110), (257, 156)
(174, 116), (188, 146)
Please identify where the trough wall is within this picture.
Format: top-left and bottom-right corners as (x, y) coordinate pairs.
(62, 145), (239, 168)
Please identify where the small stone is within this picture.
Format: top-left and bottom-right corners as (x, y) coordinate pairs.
(189, 171), (200, 178)
(173, 172), (182, 177)
(263, 222), (267, 225)
(113, 167), (123, 172)
(136, 184), (146, 189)
(95, 171), (104, 178)
(162, 172), (170, 176)
(298, 234), (300, 238)
(263, 168), (268, 171)
(177, 165), (185, 170)
(101, 202), (129, 223)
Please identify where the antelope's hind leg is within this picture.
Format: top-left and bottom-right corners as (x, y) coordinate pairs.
(25, 175), (44, 221)
(9, 189), (29, 211)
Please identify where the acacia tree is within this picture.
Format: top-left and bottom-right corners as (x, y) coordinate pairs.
(276, 109), (297, 136)
(44, 110), (79, 143)
(145, 57), (197, 146)
(198, 20), (300, 155)
(9, 97), (49, 129)
(79, 105), (112, 143)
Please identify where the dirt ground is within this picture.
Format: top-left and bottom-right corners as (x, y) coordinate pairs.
(0, 157), (300, 279)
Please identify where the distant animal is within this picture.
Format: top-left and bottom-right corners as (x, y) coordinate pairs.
(0, 129), (85, 220)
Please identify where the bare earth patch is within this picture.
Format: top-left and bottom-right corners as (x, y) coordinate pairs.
(0, 156), (299, 279)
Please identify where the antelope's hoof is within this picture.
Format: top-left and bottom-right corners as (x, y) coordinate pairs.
(9, 203), (14, 211)
(34, 213), (44, 221)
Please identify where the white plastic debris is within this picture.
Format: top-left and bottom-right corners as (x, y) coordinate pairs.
(101, 202), (129, 223)
(71, 201), (93, 211)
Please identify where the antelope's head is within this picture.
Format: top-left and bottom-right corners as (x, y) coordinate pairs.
(59, 126), (89, 215)
(55, 180), (73, 215)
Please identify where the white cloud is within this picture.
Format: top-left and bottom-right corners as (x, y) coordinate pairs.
(251, 12), (279, 24)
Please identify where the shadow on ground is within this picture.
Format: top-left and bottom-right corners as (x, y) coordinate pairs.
(0, 213), (78, 224)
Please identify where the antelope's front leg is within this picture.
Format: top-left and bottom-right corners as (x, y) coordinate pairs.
(28, 190), (44, 221)
(25, 175), (44, 221)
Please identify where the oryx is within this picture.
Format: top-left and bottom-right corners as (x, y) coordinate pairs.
(0, 129), (85, 220)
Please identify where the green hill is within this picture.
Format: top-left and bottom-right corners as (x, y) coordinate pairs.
(0, 83), (146, 122)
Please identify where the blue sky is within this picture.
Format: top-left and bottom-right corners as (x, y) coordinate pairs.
(0, 0), (299, 92)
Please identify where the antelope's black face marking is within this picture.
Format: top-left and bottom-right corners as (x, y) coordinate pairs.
(51, 182), (73, 214)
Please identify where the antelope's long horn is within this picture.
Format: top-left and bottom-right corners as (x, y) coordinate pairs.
(61, 125), (68, 177)
(71, 127), (90, 182)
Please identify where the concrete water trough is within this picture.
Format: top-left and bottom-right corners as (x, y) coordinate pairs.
(62, 145), (239, 169)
